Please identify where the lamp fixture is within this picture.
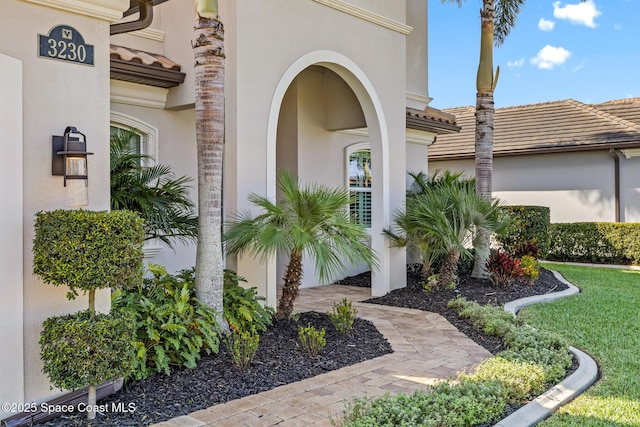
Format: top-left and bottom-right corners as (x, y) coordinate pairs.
(52, 126), (93, 206)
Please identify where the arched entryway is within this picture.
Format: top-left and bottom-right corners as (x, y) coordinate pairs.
(258, 50), (404, 304)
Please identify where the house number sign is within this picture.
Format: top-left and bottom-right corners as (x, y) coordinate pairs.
(38, 25), (94, 66)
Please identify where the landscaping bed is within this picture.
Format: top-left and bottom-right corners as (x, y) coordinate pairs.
(352, 267), (568, 355)
(38, 312), (392, 427)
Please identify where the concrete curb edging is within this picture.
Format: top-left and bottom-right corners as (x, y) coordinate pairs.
(495, 270), (599, 426)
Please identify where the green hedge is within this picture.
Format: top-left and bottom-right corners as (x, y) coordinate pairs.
(39, 310), (136, 390)
(498, 206), (551, 258)
(548, 222), (640, 265)
(33, 209), (145, 298)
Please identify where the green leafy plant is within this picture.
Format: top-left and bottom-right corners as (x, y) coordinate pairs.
(223, 269), (274, 333)
(39, 310), (135, 391)
(224, 330), (260, 371)
(224, 169), (378, 319)
(111, 264), (220, 381)
(298, 323), (326, 357)
(486, 249), (524, 287)
(33, 209), (144, 420)
(328, 298), (358, 334)
(338, 380), (507, 427)
(451, 299), (517, 337)
(110, 128), (198, 248)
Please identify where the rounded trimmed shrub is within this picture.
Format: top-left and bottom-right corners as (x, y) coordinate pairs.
(39, 310), (136, 390)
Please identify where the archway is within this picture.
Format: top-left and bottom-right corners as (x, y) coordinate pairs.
(261, 51), (396, 304)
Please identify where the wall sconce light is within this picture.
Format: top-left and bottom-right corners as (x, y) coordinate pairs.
(52, 127), (93, 206)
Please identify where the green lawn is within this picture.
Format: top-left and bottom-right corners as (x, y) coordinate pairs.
(518, 263), (640, 426)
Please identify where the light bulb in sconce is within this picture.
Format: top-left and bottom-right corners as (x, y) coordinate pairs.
(52, 127), (93, 207)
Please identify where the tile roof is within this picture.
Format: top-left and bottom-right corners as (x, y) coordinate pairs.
(406, 106), (461, 134)
(429, 98), (640, 160)
(110, 44), (185, 88)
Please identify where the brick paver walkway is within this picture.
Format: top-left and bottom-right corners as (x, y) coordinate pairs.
(153, 285), (491, 427)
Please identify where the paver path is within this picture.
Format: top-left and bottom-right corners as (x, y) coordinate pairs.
(153, 285), (491, 427)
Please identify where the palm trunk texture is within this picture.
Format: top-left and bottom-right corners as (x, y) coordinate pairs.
(437, 249), (460, 290)
(472, 0), (496, 279)
(193, 15), (225, 321)
(277, 250), (303, 320)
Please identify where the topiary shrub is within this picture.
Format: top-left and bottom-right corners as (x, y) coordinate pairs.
(498, 206), (550, 258)
(33, 209), (144, 302)
(33, 209), (144, 420)
(39, 310), (135, 390)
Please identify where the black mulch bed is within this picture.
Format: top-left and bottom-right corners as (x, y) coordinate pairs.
(38, 312), (392, 427)
(344, 267), (569, 355)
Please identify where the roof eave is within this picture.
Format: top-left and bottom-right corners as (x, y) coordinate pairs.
(110, 58), (186, 88)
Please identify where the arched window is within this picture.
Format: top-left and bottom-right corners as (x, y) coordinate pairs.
(110, 111), (158, 167)
(346, 143), (372, 228)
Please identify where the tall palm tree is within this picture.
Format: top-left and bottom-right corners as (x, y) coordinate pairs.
(110, 129), (198, 247)
(192, 0), (225, 317)
(224, 170), (378, 319)
(441, 0), (525, 278)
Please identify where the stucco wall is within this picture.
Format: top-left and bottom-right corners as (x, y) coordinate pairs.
(1, 0), (128, 409)
(0, 52), (25, 418)
(431, 151), (621, 223)
(217, 0), (408, 302)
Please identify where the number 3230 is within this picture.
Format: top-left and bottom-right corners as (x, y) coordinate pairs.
(46, 38), (87, 63)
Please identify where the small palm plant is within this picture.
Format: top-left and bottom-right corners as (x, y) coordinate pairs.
(385, 170), (506, 290)
(224, 170), (378, 319)
(110, 129), (198, 247)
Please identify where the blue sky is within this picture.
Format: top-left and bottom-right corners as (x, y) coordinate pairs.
(428, 0), (640, 109)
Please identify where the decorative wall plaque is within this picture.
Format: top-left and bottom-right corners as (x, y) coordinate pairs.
(38, 25), (94, 66)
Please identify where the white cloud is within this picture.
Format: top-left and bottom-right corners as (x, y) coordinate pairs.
(507, 58), (525, 68)
(614, 23), (622, 30)
(530, 45), (572, 69)
(553, 0), (602, 28)
(538, 18), (556, 31)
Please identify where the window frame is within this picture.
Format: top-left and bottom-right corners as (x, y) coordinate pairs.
(345, 142), (372, 229)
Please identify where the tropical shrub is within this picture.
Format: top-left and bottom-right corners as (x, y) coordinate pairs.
(298, 324), (326, 357)
(548, 222), (640, 265)
(511, 240), (540, 259)
(110, 128), (198, 247)
(223, 269), (274, 333)
(498, 206), (550, 258)
(486, 249), (524, 287)
(328, 298), (358, 334)
(224, 169), (377, 319)
(224, 330), (260, 371)
(111, 264), (220, 381)
(449, 298), (517, 337)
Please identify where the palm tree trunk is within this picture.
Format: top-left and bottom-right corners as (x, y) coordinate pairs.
(277, 250), (303, 319)
(437, 249), (460, 290)
(472, 0), (496, 279)
(193, 13), (225, 323)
